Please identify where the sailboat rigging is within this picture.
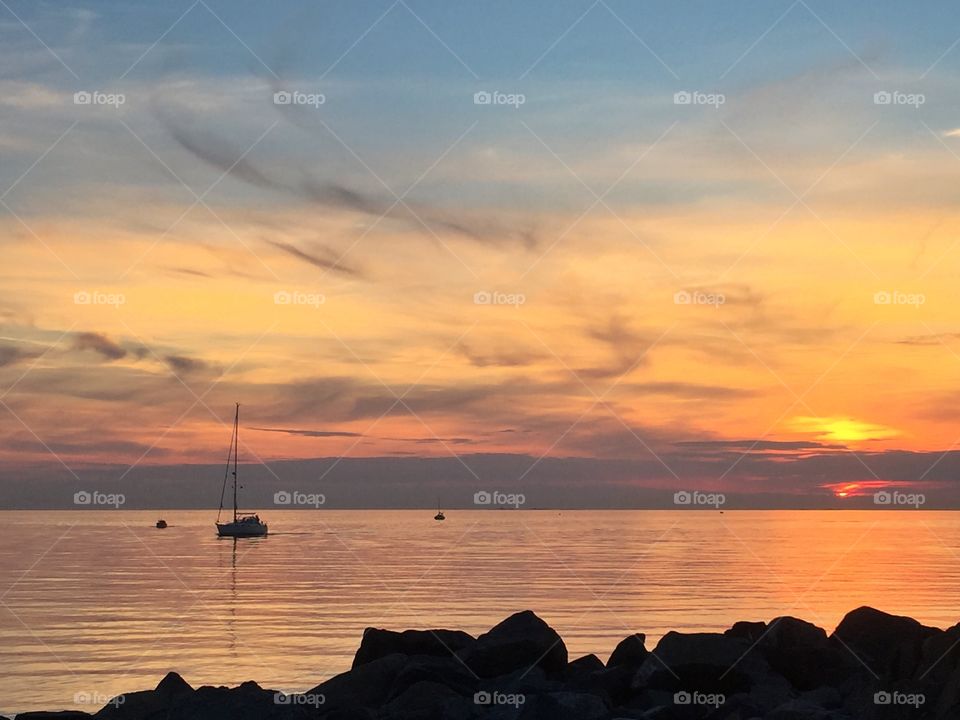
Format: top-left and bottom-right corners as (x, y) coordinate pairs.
(216, 404), (268, 538)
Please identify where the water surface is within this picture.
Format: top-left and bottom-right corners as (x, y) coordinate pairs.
(2, 509), (959, 714)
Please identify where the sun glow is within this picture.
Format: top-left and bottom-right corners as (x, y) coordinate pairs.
(789, 417), (900, 444)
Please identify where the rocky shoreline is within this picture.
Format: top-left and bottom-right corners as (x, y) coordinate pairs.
(17, 606), (960, 719)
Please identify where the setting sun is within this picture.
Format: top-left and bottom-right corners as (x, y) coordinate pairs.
(789, 416), (901, 444)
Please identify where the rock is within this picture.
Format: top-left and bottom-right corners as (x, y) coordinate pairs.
(378, 680), (474, 720)
(635, 632), (760, 692)
(766, 698), (839, 719)
(725, 620), (767, 642)
(309, 653), (407, 711)
(798, 685), (842, 709)
(760, 617), (855, 690)
(22, 608), (957, 720)
(457, 610), (567, 678)
(934, 660), (960, 719)
(634, 631), (793, 715)
(920, 622), (960, 681)
(568, 654), (606, 675)
(85, 672), (196, 720)
(155, 672), (193, 700)
(15, 714), (92, 719)
(385, 655), (479, 701)
(518, 691), (608, 720)
(832, 607), (940, 678)
(352, 627), (474, 669)
(608, 633), (649, 668)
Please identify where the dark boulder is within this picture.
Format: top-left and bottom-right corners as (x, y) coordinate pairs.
(155, 672), (193, 701)
(352, 627), (474, 669)
(633, 631), (792, 715)
(91, 672), (195, 719)
(607, 633), (648, 669)
(518, 691), (608, 720)
(378, 680), (473, 720)
(568, 654), (605, 675)
(832, 607), (940, 678)
(385, 654), (479, 701)
(457, 611), (567, 678)
(725, 620), (767, 642)
(766, 698), (841, 719)
(309, 653), (407, 712)
(760, 617), (856, 690)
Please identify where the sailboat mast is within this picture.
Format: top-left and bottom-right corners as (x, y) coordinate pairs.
(232, 403), (239, 522)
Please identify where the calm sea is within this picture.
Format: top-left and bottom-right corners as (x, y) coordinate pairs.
(2, 509), (960, 714)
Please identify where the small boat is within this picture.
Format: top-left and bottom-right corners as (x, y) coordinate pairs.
(155, 519), (168, 529)
(215, 404), (268, 538)
(434, 500), (445, 521)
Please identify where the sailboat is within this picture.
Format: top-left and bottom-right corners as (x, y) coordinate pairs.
(434, 499), (445, 521)
(216, 404), (268, 538)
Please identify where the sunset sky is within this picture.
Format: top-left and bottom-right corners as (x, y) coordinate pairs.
(3, 0), (960, 506)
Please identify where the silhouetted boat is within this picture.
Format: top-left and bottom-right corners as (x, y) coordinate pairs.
(434, 500), (445, 521)
(155, 519), (167, 529)
(216, 404), (268, 538)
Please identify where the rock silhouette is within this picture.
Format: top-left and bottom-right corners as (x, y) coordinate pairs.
(16, 607), (960, 719)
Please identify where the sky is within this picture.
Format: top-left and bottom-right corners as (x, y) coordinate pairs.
(3, 0), (960, 508)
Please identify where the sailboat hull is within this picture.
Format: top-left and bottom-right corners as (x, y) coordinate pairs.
(216, 521), (268, 537)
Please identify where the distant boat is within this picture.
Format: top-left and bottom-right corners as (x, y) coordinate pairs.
(434, 500), (445, 521)
(155, 519), (167, 529)
(216, 404), (268, 538)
